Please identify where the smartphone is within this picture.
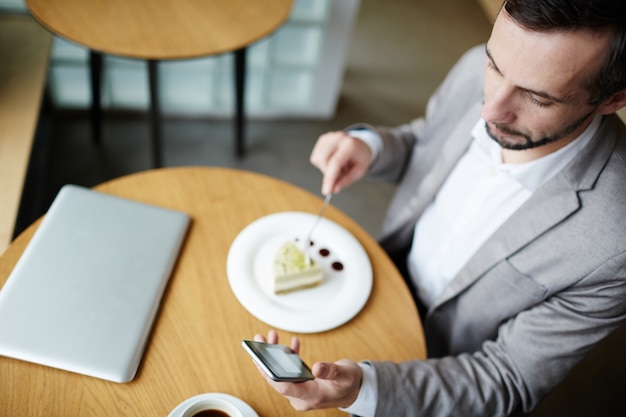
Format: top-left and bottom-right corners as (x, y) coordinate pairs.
(242, 340), (314, 382)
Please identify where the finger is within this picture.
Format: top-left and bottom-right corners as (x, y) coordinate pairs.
(310, 131), (346, 171)
(322, 161), (345, 195)
(267, 329), (279, 344)
(253, 333), (267, 343)
(309, 135), (332, 170)
(323, 156), (354, 195)
(312, 362), (333, 380)
(329, 139), (373, 195)
(312, 360), (360, 385)
(290, 336), (300, 354)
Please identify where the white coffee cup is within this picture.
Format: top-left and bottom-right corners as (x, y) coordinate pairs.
(179, 396), (243, 417)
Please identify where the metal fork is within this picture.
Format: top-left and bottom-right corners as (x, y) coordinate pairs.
(303, 193), (332, 264)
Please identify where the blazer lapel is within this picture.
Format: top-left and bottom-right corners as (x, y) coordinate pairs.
(431, 115), (620, 311)
(432, 177), (580, 311)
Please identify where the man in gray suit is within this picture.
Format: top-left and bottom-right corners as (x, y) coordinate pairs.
(253, 0), (626, 415)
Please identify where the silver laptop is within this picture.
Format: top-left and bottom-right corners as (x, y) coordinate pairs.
(0, 185), (190, 383)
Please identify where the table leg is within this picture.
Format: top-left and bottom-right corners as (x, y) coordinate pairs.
(234, 47), (246, 158)
(89, 51), (103, 145)
(148, 60), (163, 168)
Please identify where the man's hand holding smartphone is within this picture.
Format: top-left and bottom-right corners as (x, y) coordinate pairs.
(242, 339), (314, 382)
(244, 330), (363, 412)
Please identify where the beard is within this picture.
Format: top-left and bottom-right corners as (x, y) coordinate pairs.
(485, 109), (596, 150)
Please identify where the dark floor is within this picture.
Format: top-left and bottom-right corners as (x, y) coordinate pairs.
(13, 0), (626, 415)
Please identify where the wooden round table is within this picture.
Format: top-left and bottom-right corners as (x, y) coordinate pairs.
(0, 167), (425, 417)
(25, 0), (295, 164)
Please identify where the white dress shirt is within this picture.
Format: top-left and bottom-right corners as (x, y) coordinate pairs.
(343, 115), (600, 417)
(408, 117), (597, 307)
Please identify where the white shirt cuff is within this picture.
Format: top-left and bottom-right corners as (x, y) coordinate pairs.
(347, 129), (383, 161)
(339, 362), (377, 417)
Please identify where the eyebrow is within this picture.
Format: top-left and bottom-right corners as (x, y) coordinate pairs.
(484, 46), (569, 104)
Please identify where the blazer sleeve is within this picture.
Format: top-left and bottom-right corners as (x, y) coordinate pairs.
(367, 252), (626, 417)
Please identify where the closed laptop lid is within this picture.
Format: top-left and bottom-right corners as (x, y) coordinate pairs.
(0, 185), (190, 382)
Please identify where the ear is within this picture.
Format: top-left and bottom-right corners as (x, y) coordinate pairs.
(597, 88), (626, 115)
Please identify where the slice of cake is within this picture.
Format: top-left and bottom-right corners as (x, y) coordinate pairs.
(273, 241), (323, 294)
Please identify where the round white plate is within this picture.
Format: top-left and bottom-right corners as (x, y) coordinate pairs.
(167, 393), (258, 417)
(227, 211), (373, 333)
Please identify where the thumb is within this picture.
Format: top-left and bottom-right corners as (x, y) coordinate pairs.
(310, 361), (363, 408)
(312, 362), (334, 380)
(312, 361), (351, 382)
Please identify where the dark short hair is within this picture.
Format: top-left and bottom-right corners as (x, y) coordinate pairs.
(503, 0), (626, 105)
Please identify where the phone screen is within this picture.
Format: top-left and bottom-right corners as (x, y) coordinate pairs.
(242, 340), (314, 382)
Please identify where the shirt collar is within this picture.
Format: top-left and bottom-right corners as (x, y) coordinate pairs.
(471, 115), (601, 191)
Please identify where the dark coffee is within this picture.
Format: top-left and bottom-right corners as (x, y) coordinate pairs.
(191, 410), (230, 417)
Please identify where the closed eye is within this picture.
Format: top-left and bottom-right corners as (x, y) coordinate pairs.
(486, 58), (500, 75)
(526, 92), (553, 108)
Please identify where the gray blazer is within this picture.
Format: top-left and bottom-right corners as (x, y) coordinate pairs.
(359, 45), (626, 416)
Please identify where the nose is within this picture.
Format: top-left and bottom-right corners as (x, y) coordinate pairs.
(482, 79), (516, 124)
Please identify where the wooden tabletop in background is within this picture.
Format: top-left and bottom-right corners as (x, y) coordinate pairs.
(0, 167), (425, 416)
(25, 0), (294, 59)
